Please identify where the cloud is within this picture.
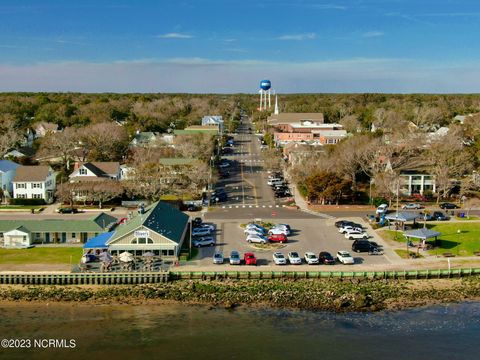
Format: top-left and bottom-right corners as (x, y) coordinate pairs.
(276, 33), (316, 41)
(0, 57), (479, 93)
(156, 33), (193, 39)
(310, 4), (347, 10)
(362, 31), (384, 38)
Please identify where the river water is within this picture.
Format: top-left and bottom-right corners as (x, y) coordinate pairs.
(1, 301), (479, 359)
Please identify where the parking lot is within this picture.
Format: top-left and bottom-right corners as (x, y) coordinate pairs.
(190, 217), (391, 268)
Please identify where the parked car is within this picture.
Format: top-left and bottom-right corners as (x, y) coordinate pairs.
(57, 207), (79, 214)
(229, 251), (241, 265)
(246, 223), (266, 232)
(351, 240), (373, 253)
(338, 225), (363, 234)
(335, 220), (356, 228)
(319, 251), (335, 265)
(422, 213), (434, 221)
(272, 252), (287, 265)
(304, 252), (319, 265)
(244, 252), (257, 265)
(219, 171), (230, 179)
(192, 227), (213, 237)
(195, 223), (215, 231)
(210, 193), (227, 204)
(267, 178), (282, 185)
(192, 236), (215, 247)
(432, 211), (449, 221)
(244, 227), (265, 236)
(402, 203), (423, 209)
(268, 233), (288, 243)
(213, 252), (224, 264)
(246, 234), (269, 244)
(440, 202), (459, 210)
(192, 217), (203, 226)
(345, 231), (369, 240)
(336, 251), (355, 265)
(376, 204), (389, 215)
(287, 251), (302, 265)
(268, 227), (288, 236)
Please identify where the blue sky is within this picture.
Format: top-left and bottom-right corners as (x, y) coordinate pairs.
(1, 0), (480, 92)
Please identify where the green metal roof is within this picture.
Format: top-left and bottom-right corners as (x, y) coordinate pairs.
(0, 213), (117, 233)
(158, 158), (196, 166)
(108, 201), (189, 244)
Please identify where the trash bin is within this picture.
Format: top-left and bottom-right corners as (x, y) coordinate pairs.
(459, 212), (465, 218)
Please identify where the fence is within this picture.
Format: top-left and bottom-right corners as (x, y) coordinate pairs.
(0, 268), (479, 285)
(170, 268), (480, 280)
(0, 272), (169, 285)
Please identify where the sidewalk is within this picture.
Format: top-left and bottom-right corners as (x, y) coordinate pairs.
(292, 185), (334, 219)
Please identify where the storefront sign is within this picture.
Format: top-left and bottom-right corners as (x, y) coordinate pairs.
(134, 230), (150, 238)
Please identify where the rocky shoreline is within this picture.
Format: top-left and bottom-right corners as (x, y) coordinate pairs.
(1, 278), (480, 312)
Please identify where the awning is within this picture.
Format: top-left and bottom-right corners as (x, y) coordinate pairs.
(385, 212), (422, 222)
(83, 232), (114, 249)
(403, 228), (442, 240)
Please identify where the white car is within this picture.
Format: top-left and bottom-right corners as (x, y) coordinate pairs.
(287, 251), (302, 265)
(229, 251), (241, 265)
(337, 251), (355, 265)
(273, 224), (291, 235)
(244, 228), (265, 236)
(213, 252), (224, 264)
(272, 252), (287, 265)
(338, 225), (363, 234)
(196, 223), (215, 231)
(402, 203), (423, 209)
(246, 234), (269, 244)
(267, 178), (282, 185)
(304, 252), (319, 265)
(345, 232), (369, 240)
(268, 227), (288, 236)
(376, 204), (389, 215)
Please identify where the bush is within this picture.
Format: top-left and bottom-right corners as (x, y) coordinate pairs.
(9, 198), (46, 206)
(372, 197), (388, 207)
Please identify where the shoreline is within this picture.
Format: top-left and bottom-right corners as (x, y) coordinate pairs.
(1, 277), (479, 313)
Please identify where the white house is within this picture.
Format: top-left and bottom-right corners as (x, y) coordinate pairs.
(12, 165), (56, 203)
(201, 115), (224, 132)
(69, 162), (121, 182)
(0, 160), (20, 199)
(399, 171), (436, 196)
(34, 122), (60, 138)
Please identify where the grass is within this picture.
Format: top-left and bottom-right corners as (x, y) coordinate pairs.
(378, 223), (480, 256)
(0, 247), (83, 264)
(455, 215), (479, 221)
(394, 249), (424, 259)
(0, 205), (44, 211)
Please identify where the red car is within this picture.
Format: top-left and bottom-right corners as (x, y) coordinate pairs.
(268, 234), (288, 243)
(243, 252), (257, 265)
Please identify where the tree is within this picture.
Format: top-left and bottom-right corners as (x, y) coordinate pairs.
(0, 114), (23, 157)
(304, 171), (352, 205)
(123, 163), (171, 200)
(174, 133), (215, 162)
(37, 127), (78, 170)
(89, 181), (124, 208)
(262, 148), (283, 172)
(79, 122), (129, 162)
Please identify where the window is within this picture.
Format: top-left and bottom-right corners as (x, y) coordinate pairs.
(16, 183), (26, 189)
(168, 250), (174, 256)
(79, 168), (87, 175)
(32, 194), (42, 199)
(72, 233), (76, 238)
(32, 183), (43, 189)
(147, 238), (154, 244)
(130, 239), (137, 244)
(23, 236), (27, 243)
(16, 194), (27, 199)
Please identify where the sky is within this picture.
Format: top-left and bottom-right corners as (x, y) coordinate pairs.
(0, 0), (480, 93)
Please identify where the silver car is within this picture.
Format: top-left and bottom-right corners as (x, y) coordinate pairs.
(229, 251), (241, 265)
(288, 251), (302, 265)
(213, 252), (224, 264)
(192, 236), (215, 247)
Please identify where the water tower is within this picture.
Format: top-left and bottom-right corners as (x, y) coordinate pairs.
(259, 79), (272, 111)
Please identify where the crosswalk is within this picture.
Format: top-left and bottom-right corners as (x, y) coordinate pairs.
(221, 204), (286, 209)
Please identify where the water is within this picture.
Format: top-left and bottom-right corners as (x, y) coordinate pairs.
(1, 302), (479, 359)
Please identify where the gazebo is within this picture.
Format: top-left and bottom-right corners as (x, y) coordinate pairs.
(385, 212), (422, 230)
(403, 228), (442, 248)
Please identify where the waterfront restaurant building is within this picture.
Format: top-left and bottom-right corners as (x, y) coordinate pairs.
(83, 201), (189, 261)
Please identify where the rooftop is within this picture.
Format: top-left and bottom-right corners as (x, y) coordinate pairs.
(13, 166), (51, 182)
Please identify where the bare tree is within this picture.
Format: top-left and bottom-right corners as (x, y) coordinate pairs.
(174, 133), (216, 162)
(262, 148), (283, 172)
(0, 114), (23, 157)
(89, 181), (124, 208)
(37, 127), (78, 170)
(79, 122), (129, 162)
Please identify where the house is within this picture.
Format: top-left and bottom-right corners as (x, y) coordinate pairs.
(202, 115), (224, 132)
(83, 201), (189, 260)
(69, 162), (121, 182)
(0, 160), (20, 198)
(0, 213), (117, 248)
(3, 147), (36, 159)
(129, 131), (160, 148)
(399, 171), (436, 196)
(12, 165), (56, 203)
(34, 122), (60, 138)
(267, 112), (324, 126)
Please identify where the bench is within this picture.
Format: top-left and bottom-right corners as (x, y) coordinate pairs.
(443, 252), (455, 258)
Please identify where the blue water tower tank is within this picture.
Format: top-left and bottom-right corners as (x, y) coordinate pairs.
(260, 79), (271, 91)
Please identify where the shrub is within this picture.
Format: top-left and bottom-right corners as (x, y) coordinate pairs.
(9, 198), (46, 206)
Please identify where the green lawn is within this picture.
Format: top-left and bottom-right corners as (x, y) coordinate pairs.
(0, 247), (83, 264)
(379, 223), (480, 256)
